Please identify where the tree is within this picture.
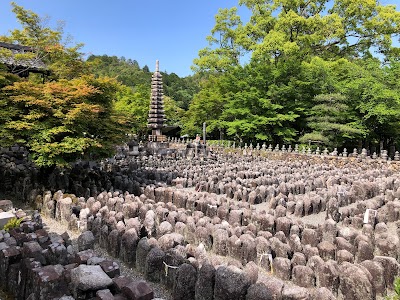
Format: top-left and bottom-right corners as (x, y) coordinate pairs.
(87, 55), (151, 87)
(182, 75), (227, 137)
(0, 2), (88, 80)
(192, 7), (246, 74)
(0, 75), (129, 167)
(300, 93), (366, 146)
(114, 84), (149, 137)
(0, 4), (130, 167)
(344, 58), (400, 149)
(188, 0), (400, 147)
(163, 96), (185, 127)
(219, 64), (298, 143)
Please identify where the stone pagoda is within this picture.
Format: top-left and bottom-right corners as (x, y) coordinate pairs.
(148, 60), (167, 142)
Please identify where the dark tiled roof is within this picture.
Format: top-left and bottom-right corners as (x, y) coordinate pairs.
(0, 42), (47, 71)
(0, 42), (33, 51)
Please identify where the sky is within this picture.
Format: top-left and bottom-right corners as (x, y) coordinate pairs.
(0, 1), (249, 77)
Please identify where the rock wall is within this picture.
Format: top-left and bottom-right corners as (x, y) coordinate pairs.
(0, 210), (155, 300)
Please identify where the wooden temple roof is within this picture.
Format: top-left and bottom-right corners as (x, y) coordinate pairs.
(0, 42), (49, 77)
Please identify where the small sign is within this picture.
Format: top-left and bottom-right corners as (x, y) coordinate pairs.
(363, 209), (377, 224)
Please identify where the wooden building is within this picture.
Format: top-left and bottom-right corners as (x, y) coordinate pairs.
(0, 42), (49, 78)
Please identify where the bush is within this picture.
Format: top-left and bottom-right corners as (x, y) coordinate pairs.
(3, 217), (25, 232)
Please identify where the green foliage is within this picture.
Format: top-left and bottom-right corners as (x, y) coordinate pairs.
(182, 75), (227, 137)
(87, 55), (151, 87)
(164, 96), (185, 126)
(192, 7), (245, 74)
(207, 140), (234, 147)
(184, 62), (299, 144)
(300, 93), (366, 147)
(385, 277), (400, 299)
(88, 55), (200, 111)
(299, 132), (330, 145)
(2, 1), (400, 158)
(3, 217), (24, 232)
(1, 3), (88, 80)
(0, 4), (131, 167)
(186, 0), (400, 149)
(0, 75), (130, 167)
(113, 84), (149, 136)
(395, 277), (400, 298)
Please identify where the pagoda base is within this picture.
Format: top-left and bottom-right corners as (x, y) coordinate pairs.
(148, 135), (167, 142)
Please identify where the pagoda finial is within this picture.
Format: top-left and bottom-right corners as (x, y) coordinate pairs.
(156, 60), (159, 72)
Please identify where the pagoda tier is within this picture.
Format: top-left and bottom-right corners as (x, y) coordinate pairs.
(147, 60), (166, 135)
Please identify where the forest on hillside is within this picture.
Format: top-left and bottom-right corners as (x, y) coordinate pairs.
(1, 1), (400, 167)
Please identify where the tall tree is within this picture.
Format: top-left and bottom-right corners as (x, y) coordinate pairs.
(192, 7), (246, 74)
(300, 93), (366, 146)
(0, 3), (130, 167)
(0, 76), (129, 167)
(186, 0), (400, 147)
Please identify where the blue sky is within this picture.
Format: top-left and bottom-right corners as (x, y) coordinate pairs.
(0, 1), (248, 77)
(2, 1), (400, 77)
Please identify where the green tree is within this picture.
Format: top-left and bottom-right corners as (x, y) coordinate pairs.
(182, 75), (227, 137)
(344, 58), (400, 149)
(164, 96), (185, 126)
(192, 7), (246, 74)
(0, 2), (88, 80)
(87, 54), (152, 87)
(0, 76), (129, 167)
(219, 64), (298, 143)
(0, 3), (130, 167)
(114, 83), (149, 137)
(300, 93), (366, 146)
(188, 0), (400, 147)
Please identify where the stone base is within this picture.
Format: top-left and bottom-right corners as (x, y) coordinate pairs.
(146, 142), (170, 155)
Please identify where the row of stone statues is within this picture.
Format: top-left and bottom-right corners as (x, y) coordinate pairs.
(165, 136), (399, 161)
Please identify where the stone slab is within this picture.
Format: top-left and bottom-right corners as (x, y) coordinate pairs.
(0, 211), (16, 229)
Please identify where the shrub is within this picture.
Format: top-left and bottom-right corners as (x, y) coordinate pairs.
(3, 217), (25, 232)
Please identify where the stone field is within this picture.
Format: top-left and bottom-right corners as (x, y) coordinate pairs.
(1, 145), (400, 299)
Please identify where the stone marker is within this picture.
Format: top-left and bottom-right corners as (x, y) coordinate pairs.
(71, 264), (113, 294)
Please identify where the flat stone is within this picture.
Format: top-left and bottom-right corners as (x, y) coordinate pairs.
(71, 264), (113, 291)
(87, 256), (106, 265)
(99, 260), (121, 278)
(282, 285), (310, 299)
(122, 280), (154, 300)
(35, 229), (49, 245)
(96, 289), (115, 300)
(22, 241), (42, 258)
(32, 264), (69, 300)
(63, 263), (78, 284)
(0, 211), (16, 229)
(0, 242), (8, 251)
(112, 276), (134, 293)
(75, 249), (96, 264)
(78, 230), (95, 251)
